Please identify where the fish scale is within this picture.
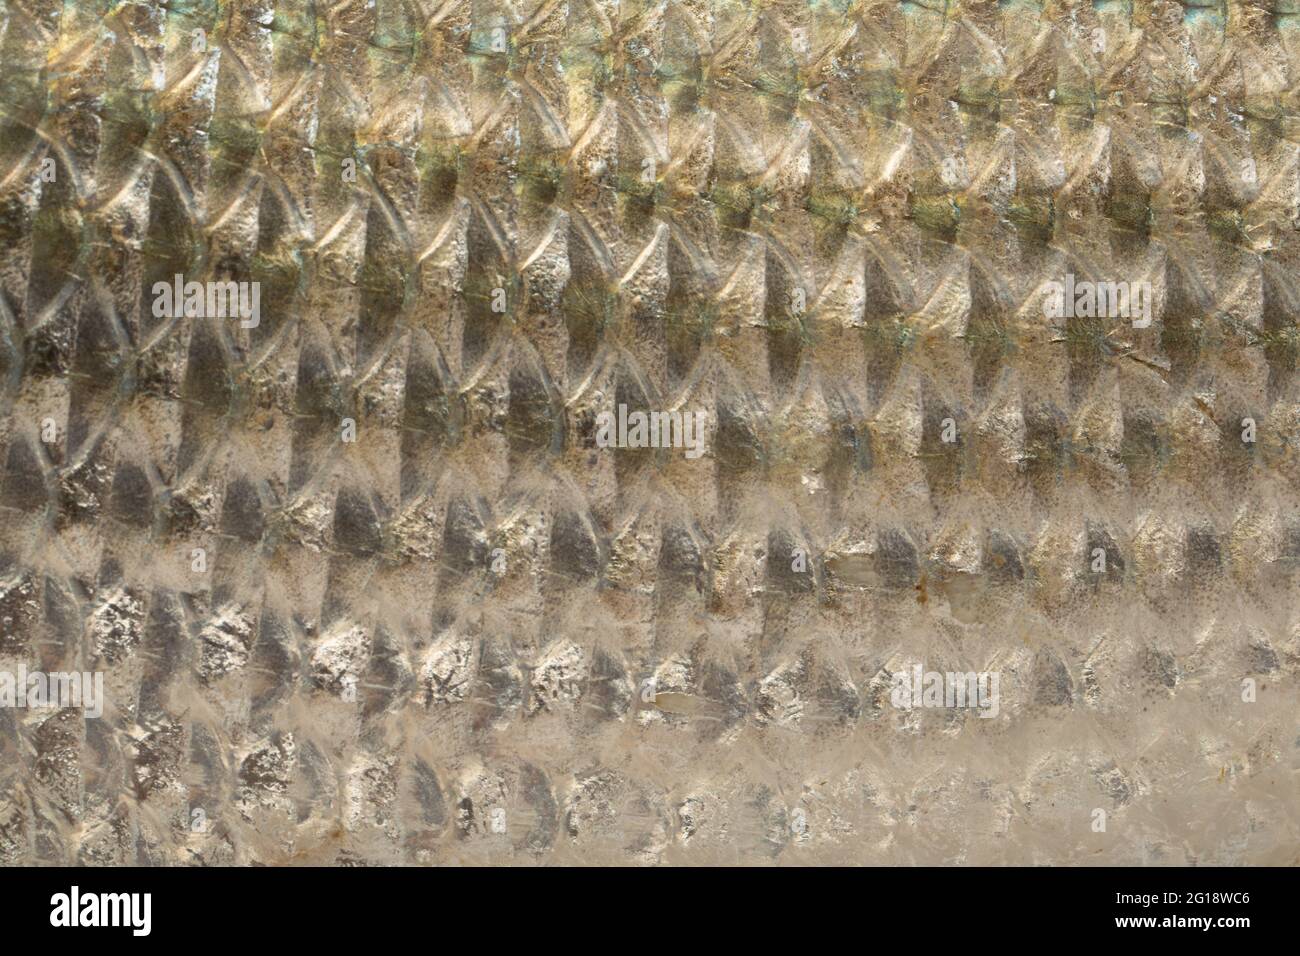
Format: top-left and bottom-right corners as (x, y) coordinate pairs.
(0, 0), (1294, 865)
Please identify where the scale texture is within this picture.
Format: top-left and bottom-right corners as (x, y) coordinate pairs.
(0, 0), (1297, 865)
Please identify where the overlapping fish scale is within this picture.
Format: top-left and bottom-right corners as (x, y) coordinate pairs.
(0, 0), (1294, 865)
